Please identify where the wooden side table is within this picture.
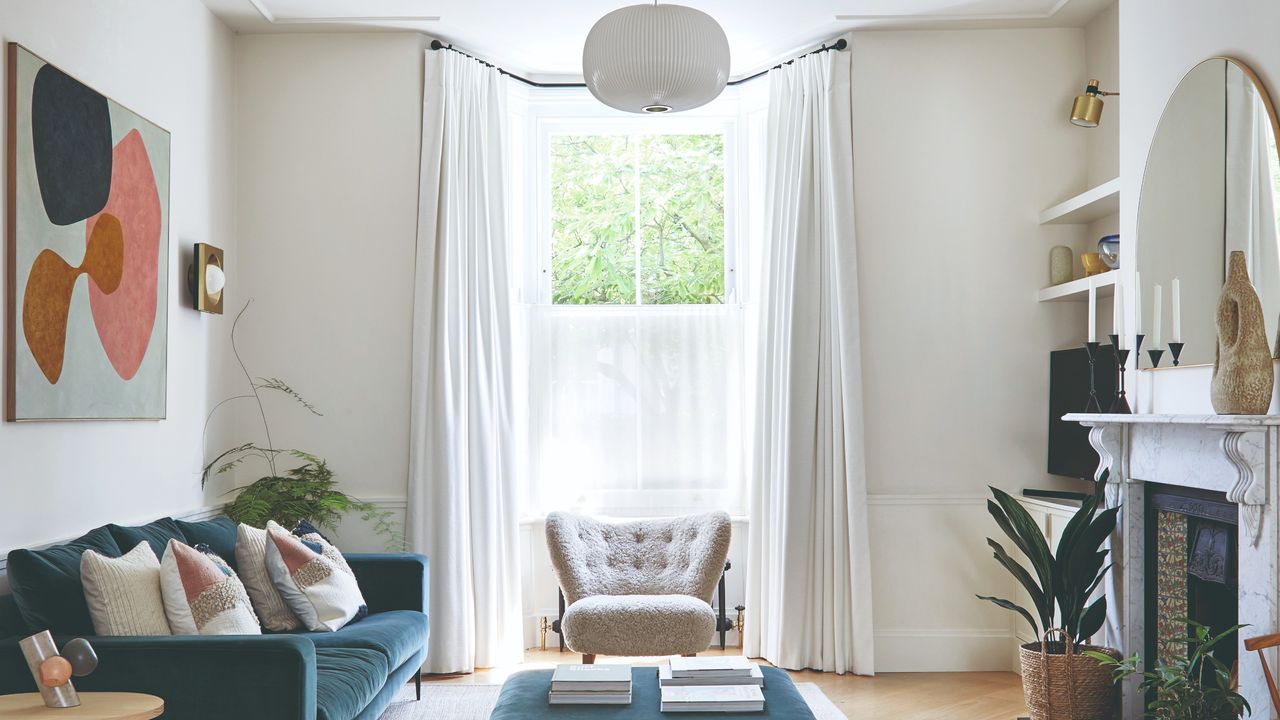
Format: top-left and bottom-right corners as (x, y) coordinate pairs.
(0, 692), (163, 719)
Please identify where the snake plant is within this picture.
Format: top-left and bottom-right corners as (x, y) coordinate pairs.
(977, 470), (1119, 644)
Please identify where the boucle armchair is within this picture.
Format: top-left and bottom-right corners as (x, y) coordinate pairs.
(545, 511), (732, 662)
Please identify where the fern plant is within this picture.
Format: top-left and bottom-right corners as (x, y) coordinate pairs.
(202, 301), (405, 551)
(976, 471), (1119, 645)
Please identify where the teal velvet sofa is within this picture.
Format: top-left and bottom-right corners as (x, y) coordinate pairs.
(0, 516), (430, 720)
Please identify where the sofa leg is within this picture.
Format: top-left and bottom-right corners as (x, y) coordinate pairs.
(682, 653), (697, 657)
(415, 672), (422, 701)
(582, 654), (596, 665)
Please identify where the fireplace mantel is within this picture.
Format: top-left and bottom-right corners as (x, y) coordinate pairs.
(1064, 412), (1280, 719)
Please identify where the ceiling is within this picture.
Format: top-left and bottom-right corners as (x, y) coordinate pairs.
(201, 0), (1112, 80)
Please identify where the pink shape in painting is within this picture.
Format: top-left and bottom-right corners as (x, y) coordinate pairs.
(86, 129), (160, 380)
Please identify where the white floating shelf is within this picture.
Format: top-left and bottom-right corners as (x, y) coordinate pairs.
(1039, 178), (1121, 225)
(1037, 270), (1117, 303)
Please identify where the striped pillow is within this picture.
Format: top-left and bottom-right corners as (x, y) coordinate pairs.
(159, 539), (261, 635)
(80, 542), (171, 636)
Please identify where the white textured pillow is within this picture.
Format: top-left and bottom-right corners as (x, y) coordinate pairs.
(80, 542), (171, 636)
(264, 521), (366, 632)
(235, 523), (301, 631)
(160, 539), (261, 636)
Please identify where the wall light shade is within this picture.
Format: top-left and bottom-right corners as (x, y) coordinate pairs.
(188, 243), (224, 314)
(582, 3), (730, 114)
(1071, 79), (1116, 128)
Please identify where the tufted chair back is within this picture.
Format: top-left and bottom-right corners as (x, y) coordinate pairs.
(545, 511), (732, 606)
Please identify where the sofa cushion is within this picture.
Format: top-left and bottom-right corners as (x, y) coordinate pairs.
(236, 523), (302, 632)
(306, 610), (429, 671)
(159, 539), (261, 636)
(0, 594), (27, 638)
(176, 516), (238, 570)
(315, 647), (389, 720)
(107, 517), (186, 560)
(81, 542), (171, 636)
(562, 593), (715, 657)
(7, 526), (121, 634)
(265, 522), (366, 632)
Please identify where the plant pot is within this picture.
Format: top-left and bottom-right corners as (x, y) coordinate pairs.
(1019, 636), (1121, 720)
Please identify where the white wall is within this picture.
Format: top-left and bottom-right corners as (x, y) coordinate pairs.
(1122, 0), (1280, 415)
(232, 33), (429, 550)
(0, 0), (236, 558)
(851, 28), (1092, 671)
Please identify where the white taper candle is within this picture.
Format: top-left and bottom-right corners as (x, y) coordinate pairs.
(1172, 277), (1182, 343)
(1153, 283), (1163, 350)
(1113, 282), (1124, 346)
(1135, 271), (1143, 336)
(1088, 284), (1097, 343)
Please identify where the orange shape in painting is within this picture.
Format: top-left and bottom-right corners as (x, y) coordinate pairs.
(21, 212), (126, 384)
(87, 128), (161, 381)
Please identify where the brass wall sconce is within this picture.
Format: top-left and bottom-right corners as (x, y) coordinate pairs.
(188, 243), (225, 314)
(1071, 79), (1119, 128)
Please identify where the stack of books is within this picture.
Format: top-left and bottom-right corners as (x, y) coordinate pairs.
(660, 685), (766, 713)
(659, 661), (764, 687)
(547, 663), (632, 705)
(658, 656), (765, 712)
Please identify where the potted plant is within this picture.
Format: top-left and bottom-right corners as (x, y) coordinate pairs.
(978, 472), (1122, 720)
(1085, 620), (1249, 720)
(202, 301), (403, 549)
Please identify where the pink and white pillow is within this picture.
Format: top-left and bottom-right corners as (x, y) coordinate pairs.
(264, 521), (366, 632)
(159, 539), (261, 635)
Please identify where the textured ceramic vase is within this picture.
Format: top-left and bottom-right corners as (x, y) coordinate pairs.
(1049, 246), (1073, 285)
(1211, 251), (1274, 414)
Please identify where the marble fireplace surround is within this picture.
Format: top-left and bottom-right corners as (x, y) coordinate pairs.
(1066, 413), (1280, 720)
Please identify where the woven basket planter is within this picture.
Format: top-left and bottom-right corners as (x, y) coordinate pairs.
(1019, 630), (1121, 720)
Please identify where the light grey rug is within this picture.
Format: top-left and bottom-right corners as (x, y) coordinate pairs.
(380, 682), (847, 719)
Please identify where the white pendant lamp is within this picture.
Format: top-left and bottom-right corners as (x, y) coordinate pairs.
(582, 3), (731, 114)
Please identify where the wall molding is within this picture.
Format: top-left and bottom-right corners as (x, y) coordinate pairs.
(867, 494), (988, 506)
(246, 0), (439, 25)
(875, 628), (1013, 639)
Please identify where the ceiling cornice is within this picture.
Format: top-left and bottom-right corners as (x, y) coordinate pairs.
(247, 0), (440, 25)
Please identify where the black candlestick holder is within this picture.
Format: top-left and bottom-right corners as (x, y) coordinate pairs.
(1168, 342), (1185, 366)
(1108, 333), (1132, 414)
(1148, 348), (1165, 369)
(1135, 334), (1145, 358)
(1084, 341), (1102, 413)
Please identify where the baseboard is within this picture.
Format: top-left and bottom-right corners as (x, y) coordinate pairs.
(874, 628), (1016, 672)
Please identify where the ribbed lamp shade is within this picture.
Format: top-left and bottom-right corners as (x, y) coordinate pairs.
(583, 3), (731, 114)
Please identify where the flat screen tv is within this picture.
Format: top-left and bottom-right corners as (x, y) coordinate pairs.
(1048, 345), (1116, 479)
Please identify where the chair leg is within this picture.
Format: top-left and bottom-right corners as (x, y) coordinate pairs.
(582, 654), (596, 664)
(415, 671), (422, 701)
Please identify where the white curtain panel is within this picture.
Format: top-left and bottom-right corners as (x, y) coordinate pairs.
(521, 304), (746, 518)
(744, 37), (875, 675)
(407, 47), (524, 674)
(1225, 71), (1280, 348)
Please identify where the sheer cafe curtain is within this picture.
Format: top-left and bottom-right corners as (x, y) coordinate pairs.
(517, 303), (747, 519)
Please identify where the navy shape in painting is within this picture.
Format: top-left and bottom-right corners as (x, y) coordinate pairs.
(31, 63), (112, 226)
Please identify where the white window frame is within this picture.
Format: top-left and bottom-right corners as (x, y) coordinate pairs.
(516, 87), (752, 307)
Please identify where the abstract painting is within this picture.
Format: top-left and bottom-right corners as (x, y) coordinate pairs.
(6, 44), (169, 420)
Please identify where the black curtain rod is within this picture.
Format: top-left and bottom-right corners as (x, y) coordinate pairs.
(427, 38), (848, 90)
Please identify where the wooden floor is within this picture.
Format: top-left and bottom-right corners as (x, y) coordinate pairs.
(424, 647), (1028, 720)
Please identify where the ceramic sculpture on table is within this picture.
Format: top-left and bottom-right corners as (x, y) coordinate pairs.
(18, 631), (98, 708)
(1211, 251), (1274, 414)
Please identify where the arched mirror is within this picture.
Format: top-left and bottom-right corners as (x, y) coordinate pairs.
(1136, 57), (1280, 368)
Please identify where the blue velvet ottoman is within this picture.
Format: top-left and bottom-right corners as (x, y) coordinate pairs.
(490, 666), (817, 719)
